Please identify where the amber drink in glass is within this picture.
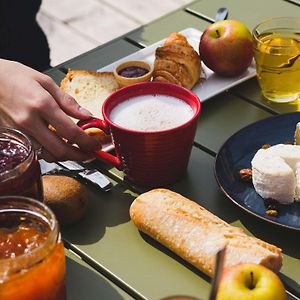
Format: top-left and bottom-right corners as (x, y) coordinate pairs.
(253, 17), (300, 103)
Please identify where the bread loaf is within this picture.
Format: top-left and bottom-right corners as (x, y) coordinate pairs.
(60, 70), (119, 142)
(129, 189), (282, 277)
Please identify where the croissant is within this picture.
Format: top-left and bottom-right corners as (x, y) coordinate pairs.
(153, 32), (201, 90)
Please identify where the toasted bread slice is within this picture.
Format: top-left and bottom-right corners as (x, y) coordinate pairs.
(60, 70), (119, 143)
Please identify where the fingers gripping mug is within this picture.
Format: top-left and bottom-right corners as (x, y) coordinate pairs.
(78, 82), (201, 187)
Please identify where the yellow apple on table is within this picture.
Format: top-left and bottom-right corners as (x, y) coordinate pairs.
(216, 263), (287, 300)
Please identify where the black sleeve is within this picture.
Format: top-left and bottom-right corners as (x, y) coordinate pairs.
(0, 0), (50, 71)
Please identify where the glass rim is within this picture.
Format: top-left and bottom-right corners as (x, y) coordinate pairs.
(0, 126), (33, 177)
(252, 16), (300, 47)
(0, 195), (58, 265)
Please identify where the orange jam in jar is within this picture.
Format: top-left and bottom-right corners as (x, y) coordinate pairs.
(0, 127), (43, 201)
(0, 196), (66, 300)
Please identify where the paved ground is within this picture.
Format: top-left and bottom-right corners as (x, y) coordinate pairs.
(37, 0), (190, 67)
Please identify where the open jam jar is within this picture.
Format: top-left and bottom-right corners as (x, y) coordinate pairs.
(0, 196), (66, 300)
(0, 127), (43, 201)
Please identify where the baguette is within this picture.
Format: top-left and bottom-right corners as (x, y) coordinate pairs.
(129, 189), (282, 277)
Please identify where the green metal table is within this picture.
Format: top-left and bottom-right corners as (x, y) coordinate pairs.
(46, 0), (300, 299)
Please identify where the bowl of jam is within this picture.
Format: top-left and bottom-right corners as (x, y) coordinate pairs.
(114, 60), (153, 87)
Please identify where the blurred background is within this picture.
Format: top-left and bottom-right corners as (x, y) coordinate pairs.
(37, 0), (190, 67)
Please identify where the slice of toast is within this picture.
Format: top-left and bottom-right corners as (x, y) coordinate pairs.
(60, 70), (119, 142)
(60, 70), (119, 119)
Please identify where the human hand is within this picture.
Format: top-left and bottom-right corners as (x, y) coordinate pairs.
(0, 59), (100, 162)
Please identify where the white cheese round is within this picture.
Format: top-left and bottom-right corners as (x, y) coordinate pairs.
(251, 144), (300, 204)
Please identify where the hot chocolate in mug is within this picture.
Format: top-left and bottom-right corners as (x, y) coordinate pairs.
(78, 82), (201, 187)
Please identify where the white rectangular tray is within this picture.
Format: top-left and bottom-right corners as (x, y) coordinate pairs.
(100, 28), (256, 102)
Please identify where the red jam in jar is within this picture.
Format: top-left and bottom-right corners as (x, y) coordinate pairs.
(0, 127), (43, 201)
(0, 196), (66, 300)
(118, 66), (149, 78)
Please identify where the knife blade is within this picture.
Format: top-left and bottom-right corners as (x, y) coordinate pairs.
(39, 159), (112, 191)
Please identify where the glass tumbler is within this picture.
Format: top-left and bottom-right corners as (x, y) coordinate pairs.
(252, 17), (300, 103)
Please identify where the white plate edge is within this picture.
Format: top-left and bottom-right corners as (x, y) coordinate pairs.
(99, 27), (256, 103)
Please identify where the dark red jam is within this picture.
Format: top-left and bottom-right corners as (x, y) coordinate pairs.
(0, 128), (43, 201)
(118, 66), (149, 78)
(0, 139), (28, 173)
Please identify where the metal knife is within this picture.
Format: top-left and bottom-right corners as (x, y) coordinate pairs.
(39, 159), (112, 192)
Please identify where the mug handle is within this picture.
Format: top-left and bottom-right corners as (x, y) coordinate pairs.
(77, 118), (123, 170)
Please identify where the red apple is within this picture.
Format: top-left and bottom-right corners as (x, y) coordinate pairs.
(199, 20), (254, 77)
(216, 263), (287, 300)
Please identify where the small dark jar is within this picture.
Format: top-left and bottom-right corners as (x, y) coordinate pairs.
(0, 127), (43, 201)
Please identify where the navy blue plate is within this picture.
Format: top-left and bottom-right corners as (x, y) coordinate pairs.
(215, 112), (300, 231)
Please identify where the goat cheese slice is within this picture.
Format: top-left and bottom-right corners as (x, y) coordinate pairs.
(251, 144), (300, 204)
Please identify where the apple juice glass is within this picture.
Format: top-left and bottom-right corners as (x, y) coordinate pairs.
(0, 196), (66, 300)
(252, 17), (300, 103)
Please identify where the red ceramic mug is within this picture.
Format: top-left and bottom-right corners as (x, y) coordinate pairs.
(78, 82), (201, 187)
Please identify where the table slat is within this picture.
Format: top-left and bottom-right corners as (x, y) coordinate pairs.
(61, 39), (141, 70)
(186, 0), (300, 30)
(232, 79), (300, 114)
(194, 93), (273, 153)
(66, 249), (134, 300)
(126, 9), (210, 46)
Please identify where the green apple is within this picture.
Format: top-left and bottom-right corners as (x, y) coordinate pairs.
(199, 20), (254, 77)
(216, 263), (287, 300)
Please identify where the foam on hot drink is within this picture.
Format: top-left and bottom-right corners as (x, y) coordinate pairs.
(110, 94), (194, 132)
